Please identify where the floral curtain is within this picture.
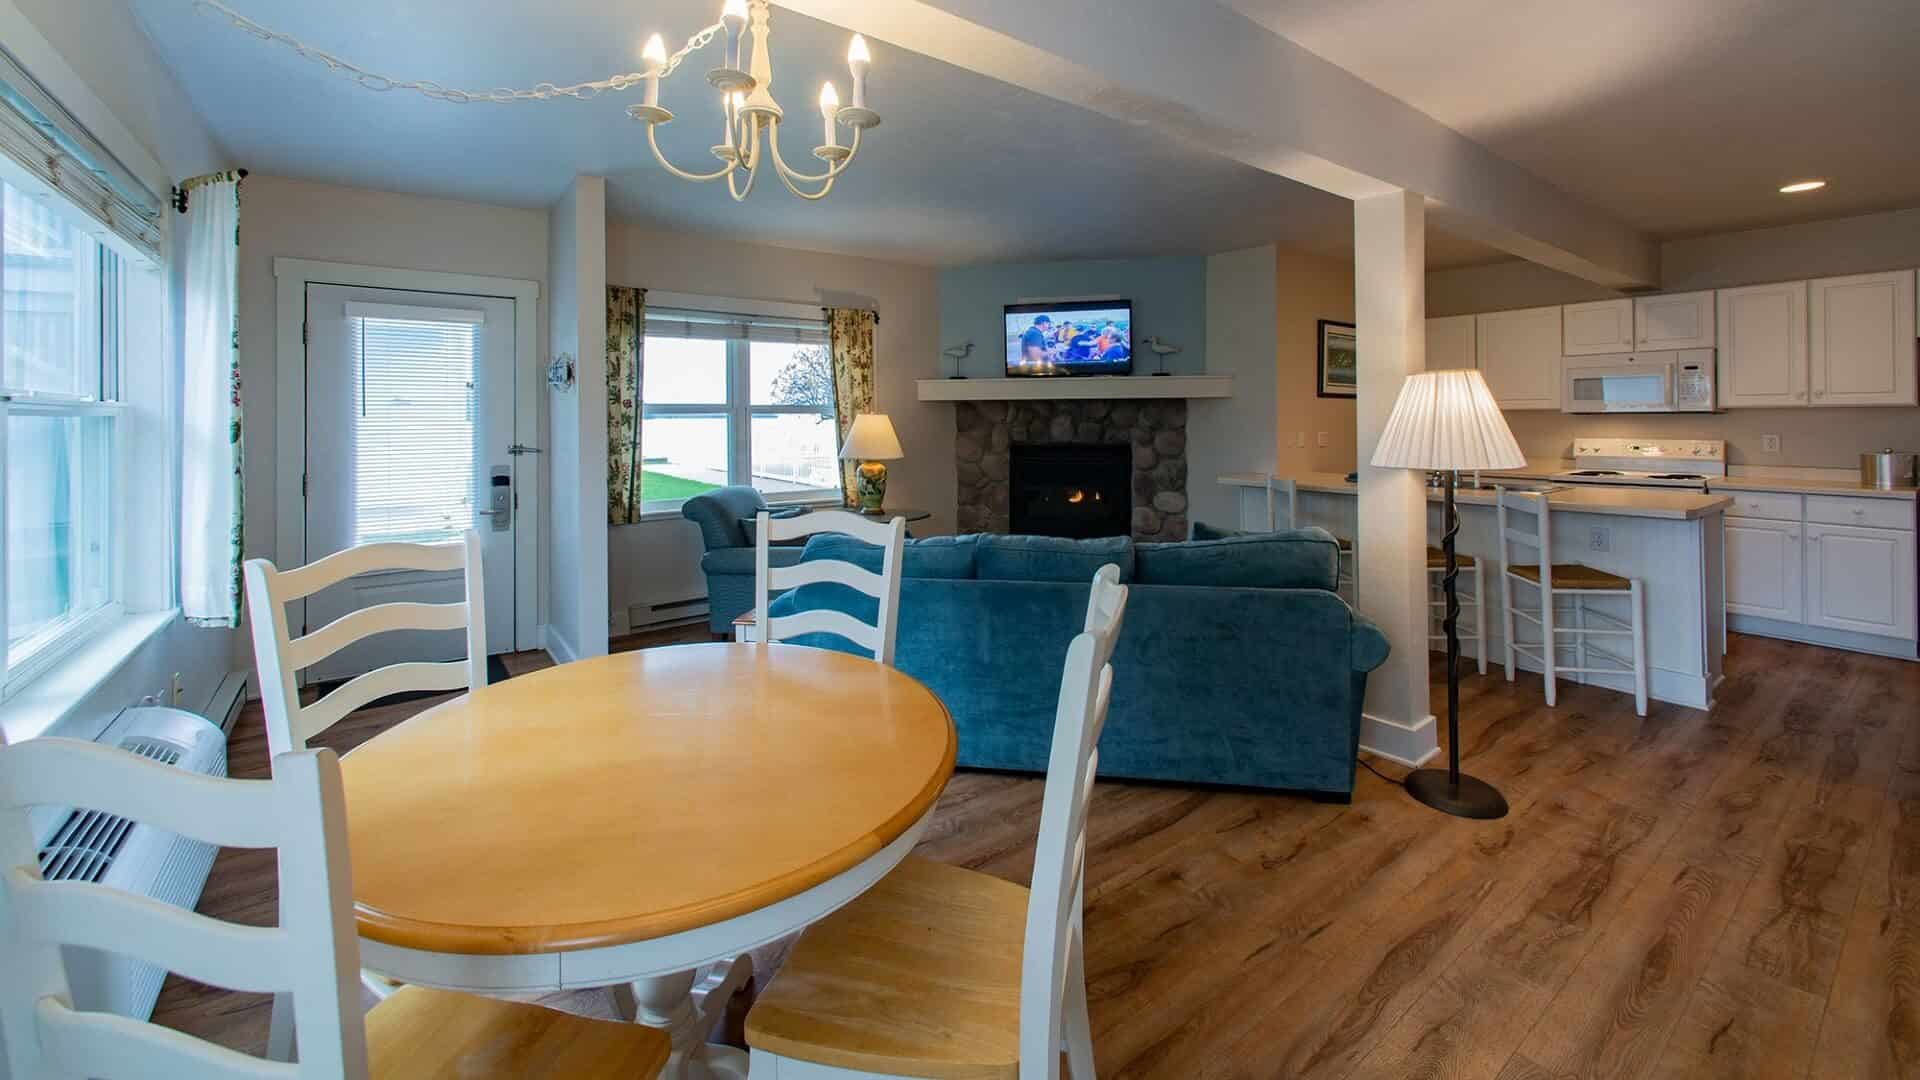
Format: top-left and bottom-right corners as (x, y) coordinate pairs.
(181, 171), (245, 627)
(607, 286), (647, 524)
(826, 307), (877, 506)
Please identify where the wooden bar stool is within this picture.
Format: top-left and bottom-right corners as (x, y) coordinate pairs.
(1496, 488), (1650, 716)
(1428, 547), (1488, 675)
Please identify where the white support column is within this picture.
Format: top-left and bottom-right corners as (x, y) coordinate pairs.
(1353, 190), (1437, 767)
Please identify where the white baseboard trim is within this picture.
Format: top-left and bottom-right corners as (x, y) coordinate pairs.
(541, 624), (577, 665)
(1360, 712), (1439, 768)
(1729, 614), (1917, 661)
(208, 671), (249, 735)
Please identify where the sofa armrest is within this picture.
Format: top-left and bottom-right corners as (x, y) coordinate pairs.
(1349, 612), (1391, 673)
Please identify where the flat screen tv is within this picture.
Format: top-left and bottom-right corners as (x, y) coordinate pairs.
(1005, 300), (1132, 377)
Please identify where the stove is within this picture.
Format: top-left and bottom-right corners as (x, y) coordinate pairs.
(1549, 438), (1725, 491)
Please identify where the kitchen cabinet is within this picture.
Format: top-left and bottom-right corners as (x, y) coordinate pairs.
(1725, 516), (1803, 622)
(1561, 298), (1635, 356)
(1716, 281), (1808, 408)
(1805, 523), (1917, 638)
(1425, 315), (1476, 370)
(1635, 291), (1715, 349)
(1809, 269), (1917, 406)
(1475, 306), (1562, 410)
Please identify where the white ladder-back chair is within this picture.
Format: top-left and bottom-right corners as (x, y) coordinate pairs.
(744, 564), (1129, 1080)
(243, 530), (486, 759)
(1496, 488), (1650, 716)
(754, 509), (907, 665)
(0, 737), (674, 1080)
(1428, 547), (1489, 675)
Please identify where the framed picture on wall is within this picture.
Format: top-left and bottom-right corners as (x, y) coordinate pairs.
(1316, 320), (1357, 398)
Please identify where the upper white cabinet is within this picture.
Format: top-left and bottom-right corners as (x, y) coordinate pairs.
(1425, 315), (1477, 370)
(1562, 298), (1635, 356)
(1809, 269), (1917, 406)
(1717, 281), (1808, 408)
(1635, 291), (1715, 350)
(1476, 306), (1563, 410)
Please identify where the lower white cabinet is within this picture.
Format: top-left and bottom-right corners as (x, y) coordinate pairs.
(1805, 523), (1917, 639)
(1725, 516), (1803, 622)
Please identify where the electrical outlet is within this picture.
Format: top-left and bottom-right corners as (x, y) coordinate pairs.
(169, 672), (183, 707)
(1316, 431), (1330, 447)
(1761, 434), (1781, 454)
(1589, 527), (1611, 553)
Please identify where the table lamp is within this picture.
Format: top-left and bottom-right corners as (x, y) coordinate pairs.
(839, 413), (905, 514)
(1370, 369), (1526, 819)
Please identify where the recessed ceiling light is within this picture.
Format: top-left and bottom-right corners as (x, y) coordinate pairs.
(1779, 180), (1827, 194)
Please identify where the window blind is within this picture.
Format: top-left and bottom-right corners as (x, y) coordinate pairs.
(644, 306), (828, 345)
(0, 44), (162, 263)
(350, 315), (478, 546)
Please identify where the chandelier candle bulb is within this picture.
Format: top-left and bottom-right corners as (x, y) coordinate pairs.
(641, 34), (667, 107)
(848, 34), (871, 109)
(819, 83), (840, 147)
(721, 0), (748, 68)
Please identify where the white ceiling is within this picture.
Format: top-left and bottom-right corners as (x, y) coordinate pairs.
(132, 0), (1512, 267)
(1225, 0), (1920, 239)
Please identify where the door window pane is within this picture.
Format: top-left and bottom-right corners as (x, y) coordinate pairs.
(2, 182), (103, 398)
(640, 414), (729, 503)
(643, 337), (728, 404)
(351, 316), (477, 545)
(751, 413), (840, 493)
(7, 413), (111, 658)
(750, 342), (833, 409)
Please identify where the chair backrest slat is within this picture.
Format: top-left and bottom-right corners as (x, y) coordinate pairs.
(1018, 564), (1129, 1079)
(0, 739), (368, 1078)
(1264, 475), (1298, 532)
(244, 530), (486, 758)
(755, 509), (907, 665)
(1496, 487), (1552, 590)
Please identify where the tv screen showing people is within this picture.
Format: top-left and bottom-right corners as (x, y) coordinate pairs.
(1005, 301), (1132, 376)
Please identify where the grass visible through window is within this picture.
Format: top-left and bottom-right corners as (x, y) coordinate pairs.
(641, 470), (721, 503)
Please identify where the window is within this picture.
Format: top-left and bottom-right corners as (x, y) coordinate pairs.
(348, 310), (480, 545)
(640, 307), (838, 510)
(0, 179), (127, 689)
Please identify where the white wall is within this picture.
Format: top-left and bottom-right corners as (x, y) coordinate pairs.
(544, 177), (609, 660)
(603, 223), (945, 626)
(1191, 246), (1279, 529)
(234, 175), (551, 666)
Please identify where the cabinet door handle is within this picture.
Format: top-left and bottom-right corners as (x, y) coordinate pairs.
(1813, 389), (1826, 398)
(1793, 390), (1806, 400)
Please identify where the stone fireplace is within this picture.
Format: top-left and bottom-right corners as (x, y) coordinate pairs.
(954, 399), (1189, 541)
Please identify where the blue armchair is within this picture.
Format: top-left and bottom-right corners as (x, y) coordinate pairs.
(681, 486), (807, 632)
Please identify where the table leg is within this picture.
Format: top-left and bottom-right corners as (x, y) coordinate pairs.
(612, 955), (755, 1080)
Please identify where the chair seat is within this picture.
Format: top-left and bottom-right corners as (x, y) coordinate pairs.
(366, 985), (671, 1078)
(1425, 547), (1476, 569)
(1508, 563), (1630, 591)
(1336, 537), (1353, 551)
(745, 855), (1029, 1079)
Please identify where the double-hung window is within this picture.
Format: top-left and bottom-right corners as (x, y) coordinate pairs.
(640, 307), (839, 512)
(0, 179), (126, 691)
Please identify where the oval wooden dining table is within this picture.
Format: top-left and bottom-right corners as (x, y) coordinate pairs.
(339, 642), (956, 1080)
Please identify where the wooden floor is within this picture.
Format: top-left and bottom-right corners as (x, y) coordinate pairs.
(153, 629), (1920, 1079)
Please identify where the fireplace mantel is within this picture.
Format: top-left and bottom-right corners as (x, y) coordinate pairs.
(917, 375), (1231, 402)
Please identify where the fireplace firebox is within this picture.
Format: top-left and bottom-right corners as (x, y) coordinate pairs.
(1009, 443), (1132, 538)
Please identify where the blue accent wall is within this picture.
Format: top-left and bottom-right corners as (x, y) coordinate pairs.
(937, 256), (1207, 378)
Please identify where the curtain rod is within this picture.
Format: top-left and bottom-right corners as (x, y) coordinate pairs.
(171, 168), (249, 213)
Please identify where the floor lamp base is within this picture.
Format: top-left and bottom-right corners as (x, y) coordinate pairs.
(1404, 769), (1510, 820)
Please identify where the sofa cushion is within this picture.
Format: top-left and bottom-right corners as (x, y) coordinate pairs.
(1190, 520), (1247, 540)
(973, 534), (1133, 583)
(798, 533), (977, 579)
(1134, 527), (1341, 590)
(701, 545), (806, 576)
(738, 506), (809, 547)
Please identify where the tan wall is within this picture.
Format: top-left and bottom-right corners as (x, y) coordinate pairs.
(1274, 248), (1358, 475)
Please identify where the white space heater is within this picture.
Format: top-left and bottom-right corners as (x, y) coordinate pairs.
(27, 705), (227, 1020)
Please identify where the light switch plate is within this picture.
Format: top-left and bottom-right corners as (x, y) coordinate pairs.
(1316, 432), (1330, 447)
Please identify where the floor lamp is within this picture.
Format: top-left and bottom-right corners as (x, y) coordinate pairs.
(1370, 369), (1527, 819)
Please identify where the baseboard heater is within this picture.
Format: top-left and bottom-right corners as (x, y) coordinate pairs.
(29, 704), (229, 1021)
(627, 595), (710, 631)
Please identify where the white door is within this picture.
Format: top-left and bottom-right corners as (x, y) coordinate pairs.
(1805, 523), (1917, 639)
(1475, 306), (1562, 410)
(1634, 291), (1715, 350)
(301, 283), (518, 681)
(1724, 516), (1803, 622)
(1425, 315), (1476, 370)
(1716, 281), (1808, 408)
(1809, 269), (1918, 406)
(1561, 298), (1635, 356)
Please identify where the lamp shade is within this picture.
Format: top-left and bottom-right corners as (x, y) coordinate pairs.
(838, 413), (904, 460)
(1370, 369), (1525, 471)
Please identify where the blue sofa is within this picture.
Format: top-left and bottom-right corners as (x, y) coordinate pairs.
(681, 486), (809, 633)
(767, 529), (1390, 798)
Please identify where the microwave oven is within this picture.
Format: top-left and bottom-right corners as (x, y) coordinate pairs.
(1563, 349), (1715, 413)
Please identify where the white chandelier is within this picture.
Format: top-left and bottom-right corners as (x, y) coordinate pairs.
(632, 0), (880, 201)
(194, 0), (878, 202)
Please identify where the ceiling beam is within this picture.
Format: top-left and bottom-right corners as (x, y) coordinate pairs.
(778, 0), (1659, 288)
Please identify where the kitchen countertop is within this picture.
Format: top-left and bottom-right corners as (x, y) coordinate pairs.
(1217, 472), (1731, 521)
(1709, 475), (1917, 500)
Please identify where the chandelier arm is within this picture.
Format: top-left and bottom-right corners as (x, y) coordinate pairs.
(646, 123), (738, 182)
(727, 134), (764, 201)
(769, 155), (839, 202)
(766, 120), (865, 185)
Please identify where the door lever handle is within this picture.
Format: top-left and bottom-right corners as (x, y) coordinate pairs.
(508, 444), (544, 455)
